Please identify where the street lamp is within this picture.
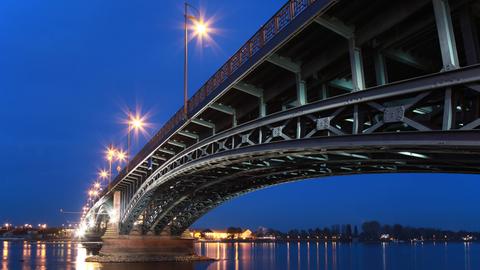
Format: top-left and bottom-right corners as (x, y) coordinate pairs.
(184, 2), (211, 117)
(126, 112), (145, 167)
(115, 149), (127, 172)
(98, 169), (108, 183)
(105, 145), (117, 183)
(94, 182), (101, 190)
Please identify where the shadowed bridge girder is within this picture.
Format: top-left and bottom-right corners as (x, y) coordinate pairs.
(122, 130), (480, 235)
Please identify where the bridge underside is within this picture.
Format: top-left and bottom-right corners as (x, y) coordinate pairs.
(84, 0), (480, 244)
(128, 131), (480, 236)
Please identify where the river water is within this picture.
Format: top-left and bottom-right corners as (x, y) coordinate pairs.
(0, 240), (478, 270)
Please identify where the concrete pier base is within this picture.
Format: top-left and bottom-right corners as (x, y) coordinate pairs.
(100, 235), (195, 257)
(86, 234), (213, 263)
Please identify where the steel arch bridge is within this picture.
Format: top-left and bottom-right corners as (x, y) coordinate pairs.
(84, 0), (480, 238)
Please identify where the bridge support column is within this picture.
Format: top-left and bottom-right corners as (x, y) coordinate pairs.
(98, 235), (195, 261)
(102, 191), (121, 237)
(94, 191), (197, 262)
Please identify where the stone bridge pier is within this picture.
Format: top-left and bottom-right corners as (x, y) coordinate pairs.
(99, 191), (195, 260)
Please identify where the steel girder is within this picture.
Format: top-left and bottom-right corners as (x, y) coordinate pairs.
(129, 132), (480, 235)
(117, 66), (480, 234)
(85, 66), (480, 235)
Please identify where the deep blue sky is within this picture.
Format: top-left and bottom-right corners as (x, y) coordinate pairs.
(0, 0), (479, 231)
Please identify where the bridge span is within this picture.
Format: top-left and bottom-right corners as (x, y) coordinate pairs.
(83, 0), (480, 258)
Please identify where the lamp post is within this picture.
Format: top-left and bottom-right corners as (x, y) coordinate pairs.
(99, 169), (108, 185)
(184, 2), (210, 117)
(115, 149), (127, 173)
(126, 113), (145, 170)
(106, 145), (117, 184)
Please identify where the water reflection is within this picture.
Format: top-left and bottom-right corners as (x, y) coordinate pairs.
(2, 241), (8, 270)
(464, 242), (471, 270)
(382, 242), (387, 270)
(0, 240), (478, 269)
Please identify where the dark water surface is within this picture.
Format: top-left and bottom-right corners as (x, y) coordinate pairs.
(0, 240), (478, 270)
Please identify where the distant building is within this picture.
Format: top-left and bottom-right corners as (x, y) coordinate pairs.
(190, 228), (253, 240)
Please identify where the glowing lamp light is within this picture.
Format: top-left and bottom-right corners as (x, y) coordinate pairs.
(99, 170), (109, 180)
(194, 20), (208, 36)
(129, 115), (144, 131)
(116, 150), (127, 163)
(106, 147), (117, 161)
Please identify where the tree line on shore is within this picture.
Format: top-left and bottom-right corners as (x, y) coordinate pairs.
(252, 221), (479, 242)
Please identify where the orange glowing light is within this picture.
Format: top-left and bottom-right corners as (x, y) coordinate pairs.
(106, 147), (117, 161)
(194, 20), (208, 36)
(98, 170), (108, 179)
(116, 150), (127, 163)
(129, 115), (145, 131)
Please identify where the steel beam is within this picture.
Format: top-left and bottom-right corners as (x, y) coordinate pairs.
(314, 15), (364, 90)
(268, 53), (306, 105)
(349, 38), (366, 91)
(267, 54), (301, 73)
(374, 52), (388, 86)
(314, 16), (354, 39)
(296, 73), (307, 105)
(210, 103), (235, 115)
(152, 155), (167, 161)
(191, 118), (215, 130)
(210, 103), (237, 127)
(442, 88), (453, 130)
(234, 82), (263, 97)
(167, 140), (187, 149)
(234, 82), (266, 117)
(178, 130), (199, 141)
(329, 78), (353, 92)
(259, 95), (267, 117)
(383, 49), (432, 72)
(432, 0), (460, 70)
(158, 148), (176, 156)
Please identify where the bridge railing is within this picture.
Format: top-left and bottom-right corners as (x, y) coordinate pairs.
(108, 0), (320, 191)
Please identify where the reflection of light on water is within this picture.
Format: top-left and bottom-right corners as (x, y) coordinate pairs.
(286, 242), (290, 270)
(332, 242), (338, 270)
(324, 242), (328, 270)
(75, 243), (99, 270)
(464, 242), (471, 270)
(35, 242), (47, 270)
(270, 242), (275, 268)
(67, 241), (72, 262)
(307, 242), (310, 270)
(2, 241), (8, 260)
(2, 241), (9, 270)
(316, 242), (320, 270)
(240, 243), (253, 270)
(235, 243), (239, 270)
(297, 242), (301, 270)
(22, 241), (31, 258)
(382, 242), (387, 270)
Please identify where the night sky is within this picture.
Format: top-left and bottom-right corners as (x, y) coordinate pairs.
(0, 0), (479, 231)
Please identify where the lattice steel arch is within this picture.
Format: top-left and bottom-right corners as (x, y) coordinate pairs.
(115, 65), (480, 234)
